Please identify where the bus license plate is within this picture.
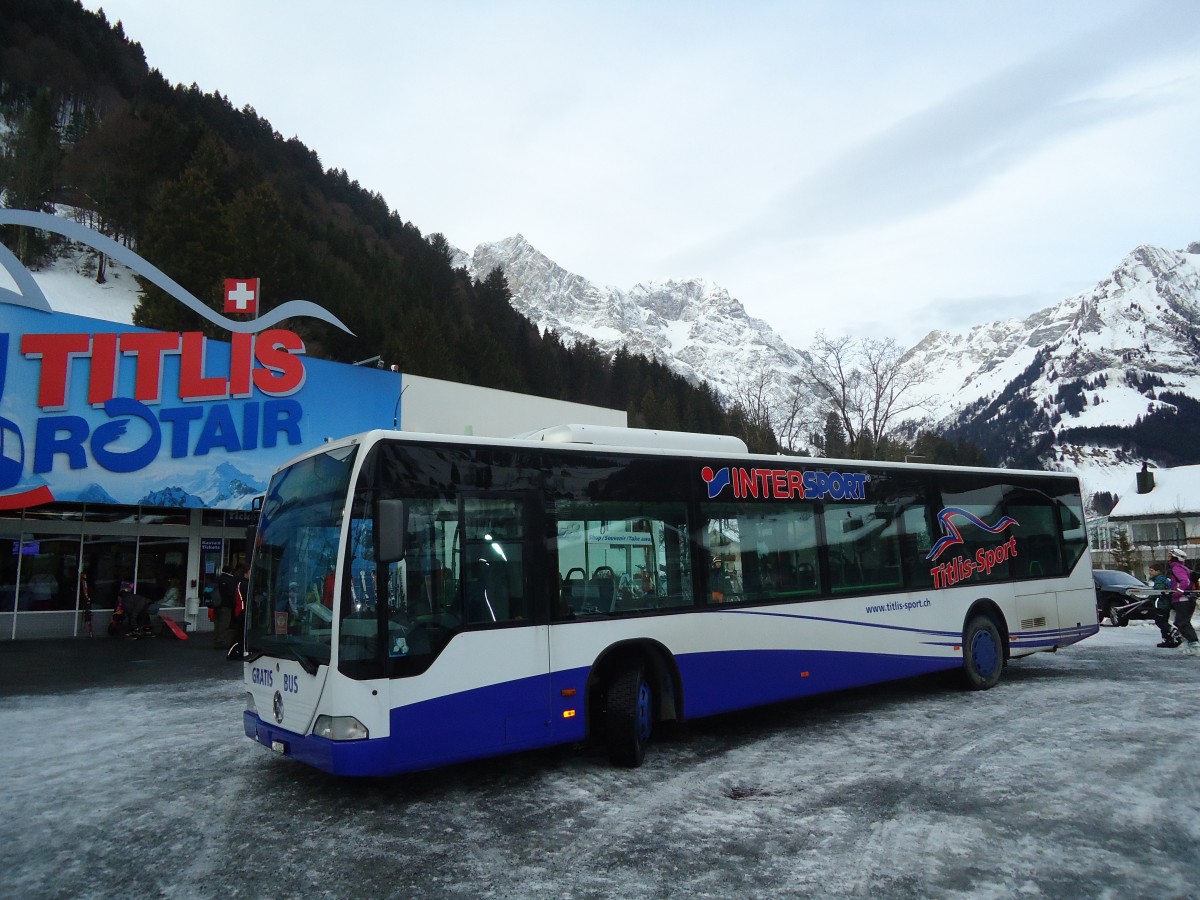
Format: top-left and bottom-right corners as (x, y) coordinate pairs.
(271, 740), (286, 754)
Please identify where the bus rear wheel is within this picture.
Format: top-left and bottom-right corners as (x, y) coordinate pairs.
(961, 615), (1004, 690)
(606, 663), (653, 768)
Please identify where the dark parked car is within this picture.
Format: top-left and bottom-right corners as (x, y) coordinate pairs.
(1093, 569), (1155, 626)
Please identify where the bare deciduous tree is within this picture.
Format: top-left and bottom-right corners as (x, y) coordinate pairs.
(801, 331), (930, 460)
(728, 360), (814, 453)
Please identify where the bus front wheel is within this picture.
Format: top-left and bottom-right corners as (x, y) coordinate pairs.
(961, 615), (1004, 690)
(606, 664), (653, 768)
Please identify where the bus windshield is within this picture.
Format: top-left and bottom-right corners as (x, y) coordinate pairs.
(245, 444), (358, 670)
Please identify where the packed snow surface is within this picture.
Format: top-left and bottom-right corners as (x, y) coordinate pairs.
(1, 623), (1198, 898)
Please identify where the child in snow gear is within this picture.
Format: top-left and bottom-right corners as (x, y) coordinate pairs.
(1148, 563), (1181, 648)
(1167, 549), (1199, 655)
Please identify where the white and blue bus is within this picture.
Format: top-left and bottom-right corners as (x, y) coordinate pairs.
(242, 426), (1097, 776)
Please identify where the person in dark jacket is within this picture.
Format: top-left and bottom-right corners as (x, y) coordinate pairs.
(118, 580), (157, 639)
(214, 564), (238, 649)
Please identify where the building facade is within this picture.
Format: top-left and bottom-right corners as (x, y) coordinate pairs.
(0, 296), (623, 641)
(1092, 463), (1200, 576)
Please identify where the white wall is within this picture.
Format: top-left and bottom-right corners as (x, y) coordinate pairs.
(399, 373), (626, 437)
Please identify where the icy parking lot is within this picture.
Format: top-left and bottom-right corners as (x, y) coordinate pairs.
(2, 623), (1198, 899)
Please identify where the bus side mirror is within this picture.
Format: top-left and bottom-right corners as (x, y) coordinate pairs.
(377, 499), (407, 563)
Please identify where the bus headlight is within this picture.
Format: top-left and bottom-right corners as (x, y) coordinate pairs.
(245, 692), (257, 715)
(312, 715), (369, 741)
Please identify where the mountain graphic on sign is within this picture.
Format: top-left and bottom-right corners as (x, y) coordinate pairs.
(184, 462), (266, 508)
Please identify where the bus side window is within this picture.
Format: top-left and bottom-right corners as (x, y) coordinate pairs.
(702, 516), (740, 604)
(1005, 494), (1064, 579)
(553, 501), (691, 615)
(899, 502), (935, 590)
(701, 503), (821, 604)
(828, 501), (903, 593)
(461, 497), (525, 626)
(465, 559), (496, 623)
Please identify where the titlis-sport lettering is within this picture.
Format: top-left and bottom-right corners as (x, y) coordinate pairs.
(701, 465), (869, 501)
(930, 538), (1019, 589)
(925, 508), (1022, 589)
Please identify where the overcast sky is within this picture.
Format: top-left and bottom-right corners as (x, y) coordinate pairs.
(82, 1), (1200, 350)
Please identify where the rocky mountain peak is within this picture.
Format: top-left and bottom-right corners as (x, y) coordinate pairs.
(460, 239), (808, 393)
(450, 231), (1200, 502)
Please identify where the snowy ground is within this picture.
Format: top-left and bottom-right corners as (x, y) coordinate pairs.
(1, 250), (140, 324)
(1, 623), (1198, 899)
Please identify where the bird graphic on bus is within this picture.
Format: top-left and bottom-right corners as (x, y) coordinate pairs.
(926, 507), (1019, 561)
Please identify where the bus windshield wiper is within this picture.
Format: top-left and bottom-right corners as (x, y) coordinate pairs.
(283, 644), (320, 675)
(250, 641), (320, 674)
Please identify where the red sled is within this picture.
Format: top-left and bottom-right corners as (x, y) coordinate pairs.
(159, 613), (188, 640)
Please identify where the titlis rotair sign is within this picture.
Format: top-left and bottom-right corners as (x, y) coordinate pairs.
(0, 209), (380, 511)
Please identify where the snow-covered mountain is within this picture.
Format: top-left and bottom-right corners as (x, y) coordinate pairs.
(903, 243), (1200, 498)
(457, 234), (1200, 504)
(139, 486), (205, 508)
(459, 235), (808, 397)
(183, 461), (266, 508)
(69, 482), (119, 505)
(909, 243), (1200, 425)
(135, 463), (264, 509)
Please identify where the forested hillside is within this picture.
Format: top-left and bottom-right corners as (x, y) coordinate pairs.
(0, 0), (775, 449)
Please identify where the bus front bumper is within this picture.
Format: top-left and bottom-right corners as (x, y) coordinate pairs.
(244, 711), (392, 776)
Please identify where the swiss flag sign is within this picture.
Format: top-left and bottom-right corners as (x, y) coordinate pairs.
(224, 278), (259, 314)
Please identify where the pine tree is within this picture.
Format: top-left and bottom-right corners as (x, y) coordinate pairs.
(132, 134), (231, 334)
(821, 412), (849, 458)
(1111, 529), (1137, 574)
(1, 88), (63, 263)
(225, 182), (298, 310)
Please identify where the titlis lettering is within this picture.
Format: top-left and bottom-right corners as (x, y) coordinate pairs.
(22, 330), (305, 407)
(19, 330), (307, 475)
(930, 538), (1019, 589)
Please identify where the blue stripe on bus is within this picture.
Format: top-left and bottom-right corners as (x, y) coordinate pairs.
(247, 645), (964, 776)
(674, 648), (956, 719)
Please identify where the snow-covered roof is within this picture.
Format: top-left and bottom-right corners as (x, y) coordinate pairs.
(1110, 464), (1200, 518)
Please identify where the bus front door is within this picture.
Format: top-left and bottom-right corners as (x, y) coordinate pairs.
(390, 493), (552, 764)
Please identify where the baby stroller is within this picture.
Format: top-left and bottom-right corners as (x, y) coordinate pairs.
(1109, 587), (1182, 646)
(1105, 589), (1156, 627)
